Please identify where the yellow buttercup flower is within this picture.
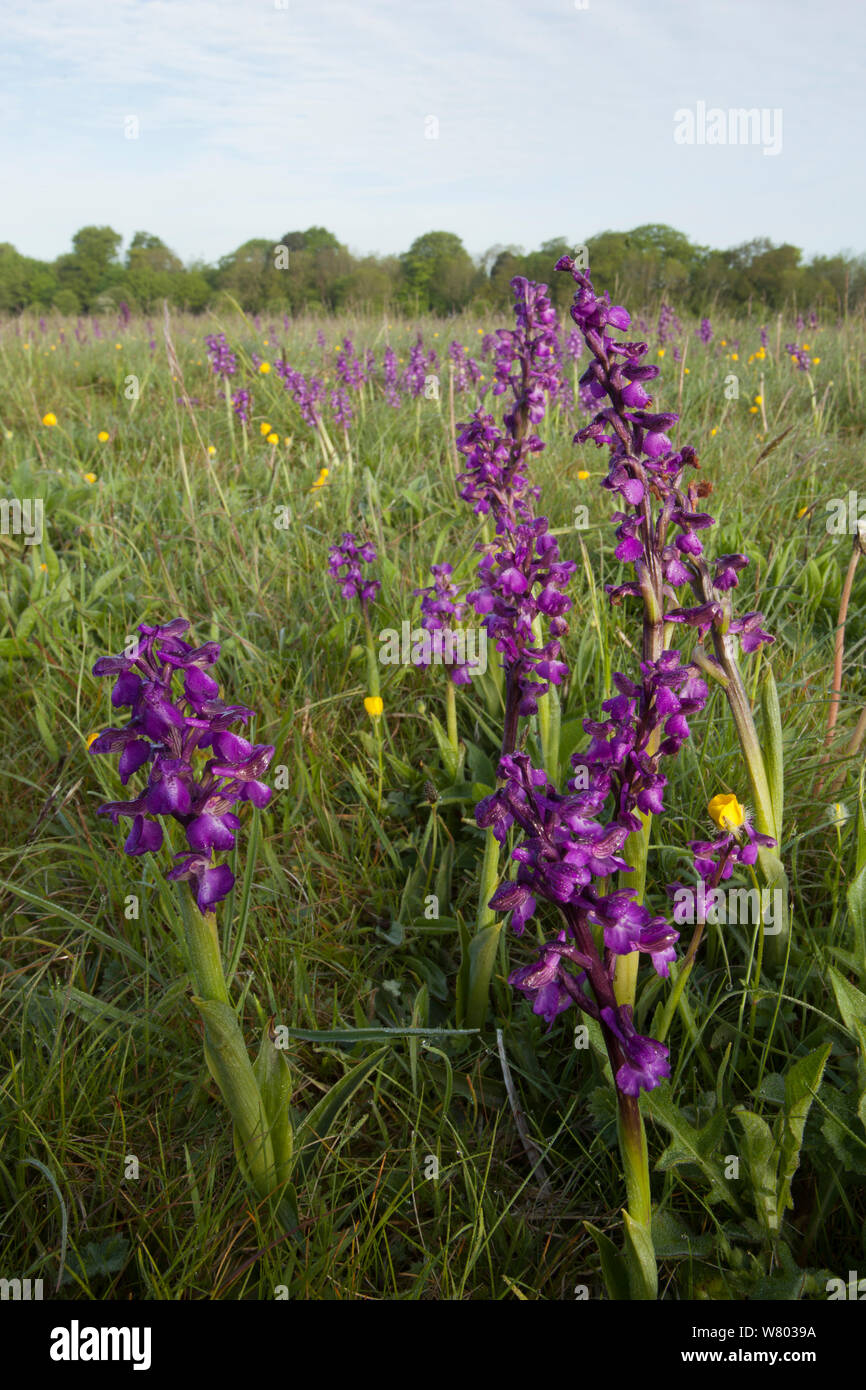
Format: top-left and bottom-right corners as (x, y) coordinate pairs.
(754, 395), (763, 404)
(40, 562), (48, 572)
(97, 430), (110, 442)
(83, 472), (97, 484)
(813, 357), (820, 364)
(720, 339), (727, 346)
(207, 445), (217, 455)
(708, 793), (746, 831)
(710, 427), (718, 436)
(260, 421), (272, 436)
(259, 361), (271, 374)
(42, 412), (57, 427)
(802, 343), (810, 351)
(267, 432), (279, 445)
(749, 406), (758, 413)
(364, 696), (384, 719)
(311, 467), (329, 491)
(577, 469), (590, 480)
(657, 348), (665, 357)
(731, 353), (739, 361)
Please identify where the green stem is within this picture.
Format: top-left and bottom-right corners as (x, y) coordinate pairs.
(617, 1092), (652, 1226)
(445, 679), (458, 756)
(183, 908), (230, 1006)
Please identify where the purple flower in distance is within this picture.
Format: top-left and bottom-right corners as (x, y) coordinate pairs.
(328, 532), (380, 607)
(205, 333), (237, 378)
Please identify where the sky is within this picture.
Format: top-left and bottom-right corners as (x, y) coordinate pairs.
(2, 0), (864, 267)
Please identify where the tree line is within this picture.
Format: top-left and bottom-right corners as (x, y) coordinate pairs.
(0, 223), (862, 318)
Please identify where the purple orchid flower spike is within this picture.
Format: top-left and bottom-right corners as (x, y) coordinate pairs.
(90, 619), (274, 913)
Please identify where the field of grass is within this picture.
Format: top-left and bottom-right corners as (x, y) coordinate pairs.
(1, 296), (865, 1301)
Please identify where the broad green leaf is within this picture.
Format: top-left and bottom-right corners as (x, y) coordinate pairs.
(734, 1107), (778, 1234)
(846, 865), (866, 960)
(651, 1209), (715, 1259)
(584, 1222), (630, 1301)
(429, 712), (464, 783)
(194, 996), (276, 1195)
(622, 1210), (658, 1301)
(646, 1087), (735, 1209)
(776, 1043), (831, 1220)
(253, 1022), (294, 1183)
(829, 968), (866, 1135)
(462, 921), (502, 1031)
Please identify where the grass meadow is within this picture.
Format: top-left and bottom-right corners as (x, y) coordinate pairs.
(1, 299), (865, 1301)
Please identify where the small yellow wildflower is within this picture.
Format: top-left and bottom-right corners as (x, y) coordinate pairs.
(813, 357), (820, 365)
(754, 395), (763, 404)
(97, 430), (110, 442)
(720, 339), (727, 346)
(42, 412), (57, 427)
(364, 696), (384, 719)
(40, 562), (48, 572)
(657, 348), (665, 357)
(83, 472), (97, 484)
(710, 427), (718, 436)
(731, 353), (739, 361)
(749, 406), (758, 413)
(577, 469), (590, 481)
(259, 361), (271, 374)
(115, 343), (122, 350)
(260, 422), (272, 436)
(684, 367), (690, 374)
(267, 432), (279, 445)
(207, 445), (217, 456)
(707, 793), (746, 831)
(311, 467), (329, 492)
(797, 506), (809, 518)
(802, 343), (810, 351)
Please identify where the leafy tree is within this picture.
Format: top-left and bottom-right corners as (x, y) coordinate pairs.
(400, 231), (478, 313)
(55, 226), (122, 309)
